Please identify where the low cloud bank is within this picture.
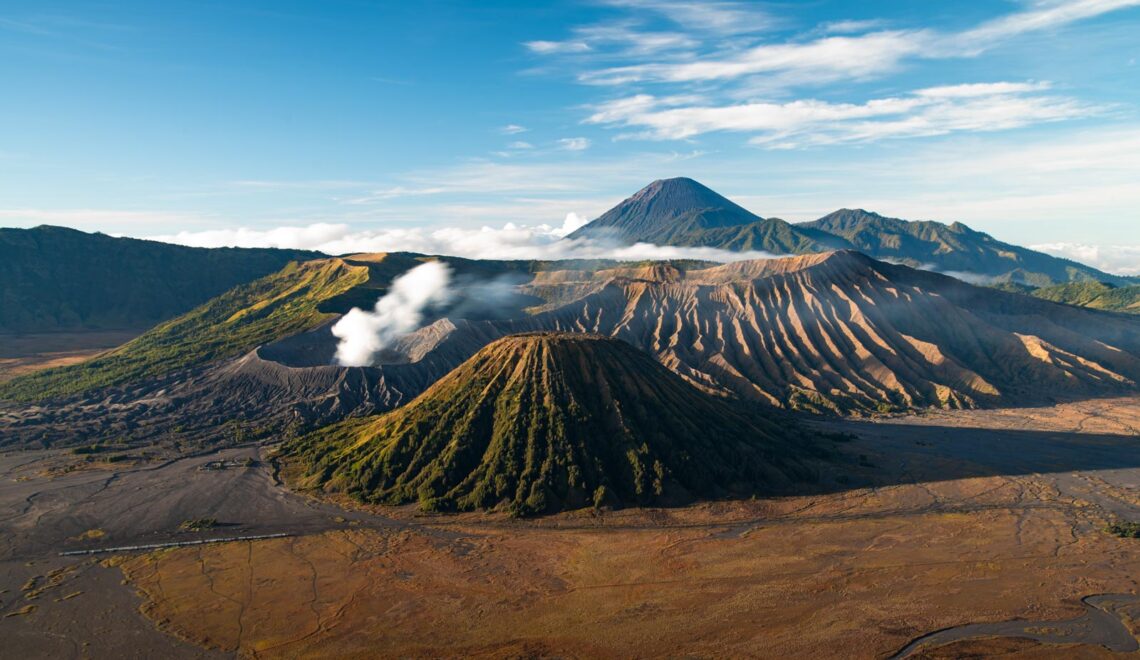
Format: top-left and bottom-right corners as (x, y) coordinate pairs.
(147, 215), (782, 264)
(1031, 243), (1140, 278)
(331, 261), (453, 366)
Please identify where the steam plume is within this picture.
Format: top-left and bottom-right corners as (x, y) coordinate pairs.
(331, 261), (453, 366)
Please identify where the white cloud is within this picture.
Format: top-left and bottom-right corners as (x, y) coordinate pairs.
(574, 23), (698, 55)
(914, 81), (1052, 98)
(815, 19), (889, 35)
(527, 23), (696, 59)
(524, 40), (591, 54)
(499, 124), (530, 134)
(952, 0), (1140, 53)
(507, 141), (534, 149)
(563, 1), (1140, 88)
(1030, 242), (1140, 276)
(555, 212), (590, 236)
(579, 30), (926, 86)
(586, 83), (1094, 145)
(558, 137), (592, 151)
(146, 219), (783, 263)
(605, 1), (777, 35)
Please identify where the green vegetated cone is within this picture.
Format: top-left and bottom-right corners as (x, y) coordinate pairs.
(285, 332), (816, 516)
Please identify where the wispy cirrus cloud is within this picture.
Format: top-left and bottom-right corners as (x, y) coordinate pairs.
(603, 1), (778, 36)
(953, 0), (1140, 53)
(559, 0), (1140, 88)
(526, 22), (696, 58)
(525, 0), (1138, 148)
(524, 0), (774, 58)
(578, 29), (926, 86)
(586, 82), (1096, 146)
(558, 137), (592, 151)
(813, 19), (889, 36)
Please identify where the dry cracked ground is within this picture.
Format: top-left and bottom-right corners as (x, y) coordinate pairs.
(2, 396), (1140, 658)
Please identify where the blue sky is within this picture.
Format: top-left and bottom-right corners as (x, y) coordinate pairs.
(1, 1), (1138, 272)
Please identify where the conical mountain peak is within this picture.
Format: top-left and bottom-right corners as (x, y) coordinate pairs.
(568, 177), (762, 244)
(285, 332), (813, 516)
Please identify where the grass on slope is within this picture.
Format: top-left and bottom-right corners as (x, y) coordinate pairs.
(0, 258), (371, 401)
(1030, 281), (1140, 314)
(285, 333), (818, 516)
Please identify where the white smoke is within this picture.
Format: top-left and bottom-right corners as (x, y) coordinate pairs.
(331, 261), (453, 367)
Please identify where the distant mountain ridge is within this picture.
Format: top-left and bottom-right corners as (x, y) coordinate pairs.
(799, 208), (1125, 286)
(0, 225), (323, 333)
(568, 177), (845, 254)
(569, 178), (1127, 286)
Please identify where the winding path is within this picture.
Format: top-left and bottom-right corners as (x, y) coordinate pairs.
(891, 594), (1140, 658)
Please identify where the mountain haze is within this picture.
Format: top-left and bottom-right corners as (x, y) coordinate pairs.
(569, 179), (1126, 286)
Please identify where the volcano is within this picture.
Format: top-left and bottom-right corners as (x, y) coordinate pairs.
(284, 332), (816, 516)
(567, 177), (839, 253)
(568, 177), (760, 242)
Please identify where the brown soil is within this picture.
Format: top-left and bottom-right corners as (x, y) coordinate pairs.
(0, 330), (141, 382)
(115, 398), (1140, 659)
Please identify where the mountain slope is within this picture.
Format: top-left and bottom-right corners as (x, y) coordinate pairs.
(5, 252), (1138, 451)
(0, 251), (657, 403)
(0, 257), (374, 401)
(402, 251), (1140, 413)
(568, 177), (759, 241)
(1030, 281), (1140, 314)
(568, 178), (839, 253)
(284, 333), (816, 515)
(0, 225), (323, 332)
(798, 209), (1126, 286)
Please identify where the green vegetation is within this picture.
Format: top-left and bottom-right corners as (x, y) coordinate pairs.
(0, 225), (321, 333)
(1030, 281), (1140, 314)
(179, 518), (218, 532)
(285, 333), (818, 517)
(0, 248), (729, 402)
(1106, 521), (1140, 538)
(0, 258), (371, 401)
